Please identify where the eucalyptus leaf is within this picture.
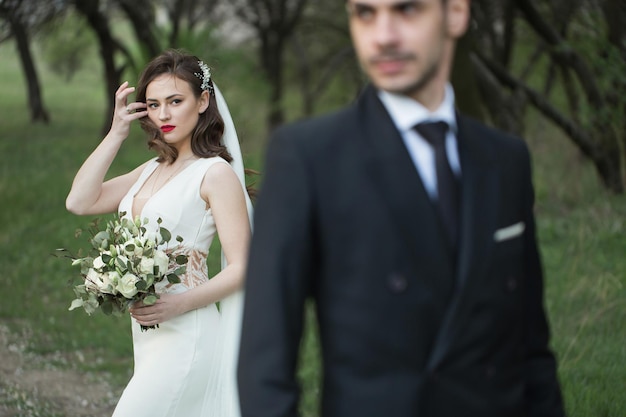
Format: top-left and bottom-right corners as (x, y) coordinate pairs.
(101, 301), (113, 315)
(68, 298), (84, 311)
(167, 273), (181, 284)
(160, 228), (171, 242)
(143, 295), (158, 305)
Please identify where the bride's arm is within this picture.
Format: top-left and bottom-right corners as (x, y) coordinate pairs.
(130, 162), (251, 325)
(66, 82), (148, 216)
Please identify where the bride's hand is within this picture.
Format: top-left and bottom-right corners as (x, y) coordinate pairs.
(109, 81), (148, 141)
(129, 293), (185, 327)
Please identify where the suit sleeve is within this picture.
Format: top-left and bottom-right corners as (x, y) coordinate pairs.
(237, 127), (316, 417)
(520, 145), (566, 417)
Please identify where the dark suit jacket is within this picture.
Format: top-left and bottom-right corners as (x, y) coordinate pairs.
(238, 86), (565, 417)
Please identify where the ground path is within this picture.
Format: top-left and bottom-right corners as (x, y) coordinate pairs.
(0, 324), (118, 417)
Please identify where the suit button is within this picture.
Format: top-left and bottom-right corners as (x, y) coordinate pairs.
(388, 273), (408, 293)
(485, 366), (496, 379)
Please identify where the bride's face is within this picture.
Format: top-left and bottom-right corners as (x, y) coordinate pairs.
(145, 74), (209, 147)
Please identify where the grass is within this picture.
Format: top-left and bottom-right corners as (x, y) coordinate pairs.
(526, 113), (626, 415)
(0, 36), (625, 417)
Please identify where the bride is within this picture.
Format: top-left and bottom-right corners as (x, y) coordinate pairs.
(66, 49), (252, 416)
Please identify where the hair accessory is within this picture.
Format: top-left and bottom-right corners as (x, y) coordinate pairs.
(194, 60), (213, 94)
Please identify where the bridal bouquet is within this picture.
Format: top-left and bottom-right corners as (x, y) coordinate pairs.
(57, 212), (188, 331)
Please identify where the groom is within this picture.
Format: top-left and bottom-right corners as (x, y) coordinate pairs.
(238, 0), (565, 416)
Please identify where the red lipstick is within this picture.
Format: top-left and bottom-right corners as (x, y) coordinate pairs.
(161, 125), (175, 133)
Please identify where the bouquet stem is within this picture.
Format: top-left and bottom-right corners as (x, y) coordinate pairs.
(141, 324), (159, 332)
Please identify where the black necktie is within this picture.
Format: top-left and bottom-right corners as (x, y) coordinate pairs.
(414, 121), (459, 247)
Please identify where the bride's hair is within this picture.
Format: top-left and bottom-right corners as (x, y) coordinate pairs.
(135, 49), (232, 164)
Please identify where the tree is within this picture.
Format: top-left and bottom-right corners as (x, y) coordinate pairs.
(232, 0), (309, 132)
(115, 0), (161, 59)
(289, 0), (360, 117)
(162, 0), (221, 48)
(0, 0), (59, 124)
(470, 0), (626, 193)
(72, 0), (132, 133)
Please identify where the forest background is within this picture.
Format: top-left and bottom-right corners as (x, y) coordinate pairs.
(0, 1), (624, 416)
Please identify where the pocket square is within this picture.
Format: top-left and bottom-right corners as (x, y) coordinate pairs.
(494, 221), (525, 242)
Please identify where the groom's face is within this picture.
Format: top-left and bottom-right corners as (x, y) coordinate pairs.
(347, 0), (467, 99)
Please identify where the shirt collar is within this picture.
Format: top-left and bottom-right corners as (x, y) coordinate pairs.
(377, 83), (457, 134)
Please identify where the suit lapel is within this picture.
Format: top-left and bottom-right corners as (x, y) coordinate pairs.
(427, 114), (500, 370)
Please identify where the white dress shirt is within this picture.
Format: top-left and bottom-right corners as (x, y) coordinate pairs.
(378, 84), (460, 200)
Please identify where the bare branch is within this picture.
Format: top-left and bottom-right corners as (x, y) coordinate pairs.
(472, 50), (597, 159)
(515, 0), (603, 107)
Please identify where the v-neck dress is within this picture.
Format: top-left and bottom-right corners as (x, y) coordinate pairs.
(112, 156), (237, 417)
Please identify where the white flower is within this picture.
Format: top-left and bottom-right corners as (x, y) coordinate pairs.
(92, 255), (106, 270)
(139, 257), (155, 275)
(107, 271), (121, 290)
(153, 250), (169, 276)
(117, 273), (140, 298)
(85, 268), (102, 292)
(85, 268), (115, 294)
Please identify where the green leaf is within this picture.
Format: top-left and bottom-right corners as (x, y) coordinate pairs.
(145, 275), (155, 287)
(160, 228), (171, 242)
(101, 301), (113, 315)
(68, 298), (84, 311)
(143, 295), (158, 305)
(73, 285), (87, 296)
(176, 235), (184, 243)
(83, 297), (99, 315)
(167, 273), (181, 284)
(175, 254), (188, 265)
(135, 280), (148, 291)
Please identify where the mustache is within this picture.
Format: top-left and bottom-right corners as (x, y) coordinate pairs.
(369, 52), (416, 64)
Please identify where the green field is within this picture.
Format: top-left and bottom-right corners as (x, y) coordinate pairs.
(0, 38), (624, 416)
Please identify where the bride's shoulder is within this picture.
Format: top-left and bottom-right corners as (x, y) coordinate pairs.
(196, 156), (231, 170)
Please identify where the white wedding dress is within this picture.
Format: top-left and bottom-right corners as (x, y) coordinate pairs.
(113, 156), (243, 417)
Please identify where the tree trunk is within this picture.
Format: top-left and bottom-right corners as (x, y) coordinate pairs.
(74, 0), (123, 134)
(261, 35), (285, 132)
(11, 16), (49, 123)
(116, 0), (161, 59)
(291, 34), (314, 117)
(594, 139), (625, 193)
(601, 0), (626, 191)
